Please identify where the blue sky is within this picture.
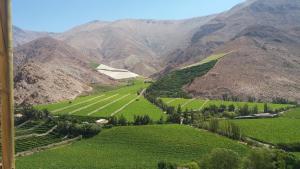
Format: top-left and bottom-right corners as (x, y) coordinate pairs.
(13, 0), (244, 32)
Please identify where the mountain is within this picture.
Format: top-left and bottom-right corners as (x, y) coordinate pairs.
(13, 37), (116, 105)
(13, 26), (52, 47)
(170, 0), (300, 102)
(13, 0), (300, 103)
(57, 16), (215, 76)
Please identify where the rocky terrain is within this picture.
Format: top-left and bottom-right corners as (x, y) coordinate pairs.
(13, 37), (116, 105)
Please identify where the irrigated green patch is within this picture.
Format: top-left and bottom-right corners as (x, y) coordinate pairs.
(147, 61), (217, 98)
(232, 108), (300, 144)
(36, 80), (165, 121)
(283, 107), (300, 119)
(162, 98), (293, 112)
(16, 125), (249, 169)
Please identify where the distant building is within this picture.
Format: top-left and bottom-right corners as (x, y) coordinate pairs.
(235, 113), (278, 119)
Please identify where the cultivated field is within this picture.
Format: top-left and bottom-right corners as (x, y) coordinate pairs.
(232, 107), (300, 144)
(0, 120), (66, 155)
(162, 98), (293, 112)
(16, 125), (249, 169)
(36, 80), (166, 121)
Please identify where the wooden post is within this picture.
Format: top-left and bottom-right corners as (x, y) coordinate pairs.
(0, 0), (15, 169)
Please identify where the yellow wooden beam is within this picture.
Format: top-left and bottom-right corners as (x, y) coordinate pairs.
(0, 0), (15, 168)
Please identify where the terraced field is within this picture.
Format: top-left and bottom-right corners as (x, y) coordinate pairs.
(162, 98), (293, 112)
(16, 125), (249, 169)
(36, 80), (166, 121)
(0, 120), (67, 155)
(232, 107), (300, 144)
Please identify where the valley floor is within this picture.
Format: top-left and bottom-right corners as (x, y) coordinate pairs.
(16, 125), (249, 169)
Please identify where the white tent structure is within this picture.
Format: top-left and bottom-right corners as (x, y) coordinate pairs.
(96, 64), (139, 80)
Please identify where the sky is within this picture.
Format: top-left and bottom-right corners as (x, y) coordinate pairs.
(13, 0), (244, 33)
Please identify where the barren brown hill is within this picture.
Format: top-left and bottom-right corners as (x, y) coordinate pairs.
(185, 29), (300, 102)
(57, 17), (215, 76)
(13, 37), (116, 105)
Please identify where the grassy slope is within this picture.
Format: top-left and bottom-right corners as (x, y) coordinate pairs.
(232, 107), (300, 144)
(36, 79), (166, 121)
(162, 98), (293, 112)
(182, 52), (230, 69)
(17, 125), (249, 169)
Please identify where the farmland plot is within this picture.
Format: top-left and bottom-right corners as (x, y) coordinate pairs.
(161, 98), (293, 112)
(232, 108), (300, 144)
(16, 125), (249, 169)
(36, 80), (165, 121)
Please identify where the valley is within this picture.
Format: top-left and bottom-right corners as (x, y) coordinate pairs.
(7, 0), (300, 168)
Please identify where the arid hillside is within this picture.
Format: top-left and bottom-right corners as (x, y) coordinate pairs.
(13, 37), (116, 105)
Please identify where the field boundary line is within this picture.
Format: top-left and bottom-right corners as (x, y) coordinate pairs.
(16, 125), (58, 140)
(198, 98), (210, 111)
(182, 98), (195, 107)
(16, 135), (83, 157)
(16, 120), (31, 128)
(88, 94), (131, 116)
(111, 89), (146, 116)
(166, 98), (178, 104)
(52, 94), (105, 113)
(16, 122), (45, 133)
(69, 94), (118, 115)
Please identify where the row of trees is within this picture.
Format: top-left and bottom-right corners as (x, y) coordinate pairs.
(108, 115), (160, 126)
(56, 115), (102, 138)
(158, 148), (300, 169)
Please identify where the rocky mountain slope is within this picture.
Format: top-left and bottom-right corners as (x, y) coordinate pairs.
(56, 17), (215, 76)
(13, 37), (116, 105)
(177, 0), (300, 102)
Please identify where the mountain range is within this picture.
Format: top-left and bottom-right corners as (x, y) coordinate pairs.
(13, 0), (300, 104)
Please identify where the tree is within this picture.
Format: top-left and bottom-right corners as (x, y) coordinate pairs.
(109, 116), (118, 126)
(251, 105), (258, 114)
(239, 104), (249, 116)
(157, 161), (177, 169)
(264, 103), (269, 113)
(200, 148), (240, 169)
(118, 115), (127, 126)
(242, 148), (275, 169)
(208, 118), (219, 133)
(228, 104), (235, 112)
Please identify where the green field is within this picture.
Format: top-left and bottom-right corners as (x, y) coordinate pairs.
(0, 120), (66, 155)
(232, 107), (300, 144)
(16, 125), (249, 169)
(162, 98), (293, 112)
(36, 80), (166, 121)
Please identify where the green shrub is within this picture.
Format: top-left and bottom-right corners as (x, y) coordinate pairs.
(200, 148), (240, 169)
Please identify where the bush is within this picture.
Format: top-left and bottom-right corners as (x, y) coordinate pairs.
(57, 121), (101, 138)
(242, 148), (300, 169)
(157, 161), (177, 169)
(134, 115), (152, 125)
(200, 148), (240, 169)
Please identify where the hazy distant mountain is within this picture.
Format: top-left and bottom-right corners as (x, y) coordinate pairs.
(13, 26), (52, 47)
(57, 17), (215, 76)
(13, 37), (116, 105)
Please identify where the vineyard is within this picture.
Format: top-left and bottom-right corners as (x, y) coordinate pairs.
(232, 107), (300, 145)
(36, 80), (166, 121)
(16, 125), (249, 169)
(0, 120), (69, 155)
(161, 98), (293, 112)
